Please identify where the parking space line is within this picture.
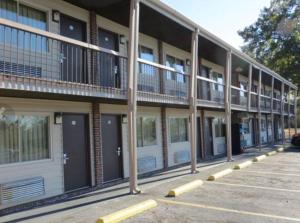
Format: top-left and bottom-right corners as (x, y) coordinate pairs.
(241, 170), (300, 177)
(254, 162), (300, 167)
(157, 199), (300, 222)
(206, 181), (300, 193)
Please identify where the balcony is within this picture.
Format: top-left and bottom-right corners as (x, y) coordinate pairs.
(250, 93), (258, 110)
(260, 95), (271, 112)
(290, 104), (295, 115)
(273, 99), (281, 113)
(284, 102), (289, 114)
(196, 76), (225, 108)
(137, 59), (190, 105)
(0, 19), (191, 105)
(231, 86), (248, 110)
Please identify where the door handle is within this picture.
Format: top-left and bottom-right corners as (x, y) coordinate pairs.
(117, 147), (121, 156)
(63, 153), (69, 165)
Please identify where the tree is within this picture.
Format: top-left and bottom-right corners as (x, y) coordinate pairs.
(238, 0), (300, 87)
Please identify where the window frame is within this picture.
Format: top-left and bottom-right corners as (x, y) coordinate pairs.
(0, 111), (53, 167)
(165, 54), (186, 83)
(136, 116), (158, 148)
(169, 117), (189, 144)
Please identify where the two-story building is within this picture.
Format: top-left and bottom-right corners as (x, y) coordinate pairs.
(0, 0), (297, 211)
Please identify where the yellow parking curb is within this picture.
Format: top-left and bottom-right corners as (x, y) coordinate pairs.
(234, 160), (253, 170)
(277, 147), (284, 152)
(168, 180), (203, 197)
(253, 155), (267, 162)
(96, 199), (157, 223)
(207, 169), (233, 181)
(266, 151), (277, 156)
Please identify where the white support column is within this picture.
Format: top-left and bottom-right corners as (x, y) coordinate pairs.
(281, 82), (285, 144)
(189, 29), (199, 173)
(288, 86), (291, 139)
(258, 70), (262, 149)
(271, 77), (274, 144)
(247, 64), (252, 111)
(225, 51), (232, 162)
(295, 90), (298, 135)
(127, 0), (140, 194)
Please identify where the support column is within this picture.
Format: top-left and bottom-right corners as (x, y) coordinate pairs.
(161, 107), (168, 169)
(288, 86), (291, 139)
(92, 102), (103, 186)
(200, 110), (205, 159)
(89, 11), (98, 85)
(295, 90), (298, 135)
(225, 51), (232, 162)
(258, 70), (262, 149)
(281, 82), (285, 144)
(247, 64), (252, 111)
(189, 29), (199, 173)
(271, 77), (274, 144)
(127, 0), (140, 194)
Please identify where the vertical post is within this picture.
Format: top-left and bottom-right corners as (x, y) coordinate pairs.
(288, 86), (291, 139)
(271, 77), (274, 144)
(127, 0), (140, 194)
(258, 70), (262, 149)
(281, 82), (285, 144)
(295, 90), (298, 135)
(247, 64), (252, 111)
(190, 29), (199, 173)
(225, 51), (232, 161)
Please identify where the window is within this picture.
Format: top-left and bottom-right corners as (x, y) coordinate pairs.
(0, 0), (47, 52)
(0, 114), (50, 165)
(199, 65), (210, 78)
(138, 46), (155, 76)
(240, 121), (250, 134)
(137, 117), (157, 147)
(214, 118), (226, 138)
(166, 55), (186, 83)
(170, 118), (188, 143)
(212, 71), (224, 92)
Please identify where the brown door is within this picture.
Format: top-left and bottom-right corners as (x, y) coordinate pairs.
(204, 117), (213, 158)
(101, 114), (123, 182)
(63, 114), (90, 192)
(98, 28), (120, 88)
(60, 14), (87, 83)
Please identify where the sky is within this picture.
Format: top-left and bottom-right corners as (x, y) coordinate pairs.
(161, 0), (271, 50)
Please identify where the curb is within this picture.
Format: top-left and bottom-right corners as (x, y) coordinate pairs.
(277, 147), (284, 152)
(207, 169), (233, 181)
(253, 154), (267, 162)
(96, 199), (157, 223)
(234, 160), (253, 170)
(168, 180), (203, 197)
(266, 151), (277, 156)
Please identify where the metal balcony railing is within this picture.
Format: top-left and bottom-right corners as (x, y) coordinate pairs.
(197, 76), (225, 104)
(284, 103), (289, 113)
(137, 59), (190, 104)
(250, 92), (258, 109)
(0, 18), (128, 99)
(272, 99), (281, 113)
(260, 95), (271, 112)
(231, 86), (248, 108)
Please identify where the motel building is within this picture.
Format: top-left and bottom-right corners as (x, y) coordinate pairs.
(0, 0), (297, 211)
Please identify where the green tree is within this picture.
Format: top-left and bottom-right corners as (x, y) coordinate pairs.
(238, 0), (300, 87)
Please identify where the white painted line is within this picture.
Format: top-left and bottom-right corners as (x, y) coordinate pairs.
(206, 181), (300, 193)
(157, 199), (300, 222)
(242, 170), (300, 177)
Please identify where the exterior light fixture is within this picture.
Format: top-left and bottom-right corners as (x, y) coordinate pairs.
(54, 112), (63, 124)
(120, 35), (126, 44)
(122, 115), (128, 123)
(186, 59), (191, 66)
(52, 10), (60, 23)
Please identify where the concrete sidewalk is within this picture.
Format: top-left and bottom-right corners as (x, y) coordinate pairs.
(0, 145), (281, 223)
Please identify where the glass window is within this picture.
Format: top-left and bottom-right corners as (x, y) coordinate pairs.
(139, 46), (155, 76)
(170, 118), (188, 143)
(214, 118), (226, 138)
(0, 115), (50, 165)
(136, 117), (157, 147)
(0, 1), (47, 52)
(212, 71), (224, 92)
(166, 55), (185, 83)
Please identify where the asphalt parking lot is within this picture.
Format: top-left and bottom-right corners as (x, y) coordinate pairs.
(2, 146), (300, 223)
(126, 147), (300, 223)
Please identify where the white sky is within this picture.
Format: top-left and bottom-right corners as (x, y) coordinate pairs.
(162, 0), (271, 50)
